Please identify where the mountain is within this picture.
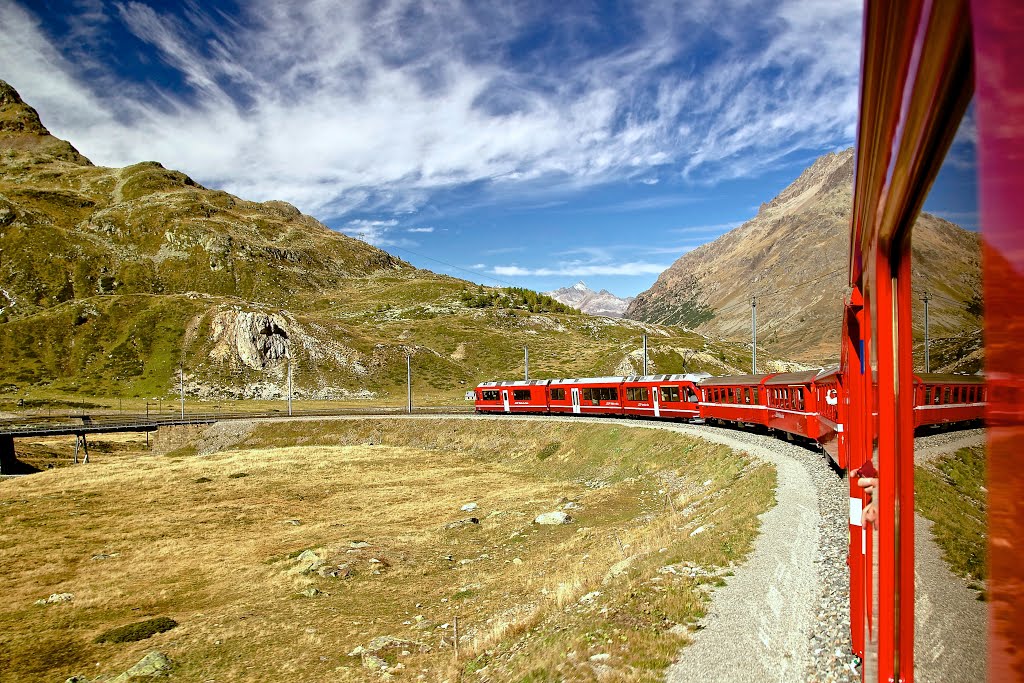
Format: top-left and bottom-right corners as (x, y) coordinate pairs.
(0, 81), (768, 405)
(545, 281), (635, 318)
(626, 148), (982, 366)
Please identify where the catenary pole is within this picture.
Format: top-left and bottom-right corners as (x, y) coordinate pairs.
(287, 353), (293, 416)
(643, 334), (648, 375)
(751, 296), (758, 374)
(922, 290), (931, 373)
(179, 366), (185, 418)
(407, 354), (412, 414)
(524, 346), (529, 381)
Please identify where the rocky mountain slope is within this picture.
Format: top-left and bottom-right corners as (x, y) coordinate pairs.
(626, 148), (982, 366)
(544, 281), (634, 318)
(0, 81), (767, 404)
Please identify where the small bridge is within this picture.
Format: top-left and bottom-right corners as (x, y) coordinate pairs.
(0, 406), (472, 474)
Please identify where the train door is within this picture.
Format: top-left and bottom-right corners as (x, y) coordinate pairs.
(571, 387), (581, 414)
(501, 390), (510, 413)
(653, 385), (661, 418)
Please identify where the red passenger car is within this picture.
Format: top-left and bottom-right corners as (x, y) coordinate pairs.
(474, 380), (550, 414)
(913, 374), (985, 428)
(621, 374), (706, 420)
(813, 368), (845, 467)
(698, 374), (770, 427)
(547, 377), (623, 416)
(764, 370), (821, 441)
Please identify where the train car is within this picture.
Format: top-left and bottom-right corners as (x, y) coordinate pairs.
(812, 368), (845, 467)
(547, 377), (623, 416)
(764, 370), (821, 440)
(474, 380), (550, 413)
(913, 373), (985, 428)
(620, 374), (706, 420)
(698, 374), (771, 427)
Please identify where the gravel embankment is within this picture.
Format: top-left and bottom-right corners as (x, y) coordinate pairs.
(661, 425), (856, 683)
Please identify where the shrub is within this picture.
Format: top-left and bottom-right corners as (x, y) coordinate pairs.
(94, 616), (178, 643)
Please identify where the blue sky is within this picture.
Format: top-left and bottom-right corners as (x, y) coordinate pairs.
(2, 0), (976, 297)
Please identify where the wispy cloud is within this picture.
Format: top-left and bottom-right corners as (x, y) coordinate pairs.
(407, 227), (434, 233)
(669, 221), (744, 234)
(494, 262), (670, 277)
(1, 0), (863, 222)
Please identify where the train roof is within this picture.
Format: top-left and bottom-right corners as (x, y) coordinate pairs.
(622, 373), (712, 383)
(698, 374), (769, 386)
(764, 370), (824, 385)
(915, 373), (986, 384)
(549, 376), (626, 385)
(476, 379), (552, 388)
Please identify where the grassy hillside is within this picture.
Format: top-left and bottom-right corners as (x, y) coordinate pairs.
(0, 272), (766, 408)
(0, 79), (783, 409)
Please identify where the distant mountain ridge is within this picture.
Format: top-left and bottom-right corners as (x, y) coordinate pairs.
(545, 281), (634, 318)
(626, 148), (982, 366)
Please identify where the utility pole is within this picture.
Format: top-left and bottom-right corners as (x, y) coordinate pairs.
(179, 366), (185, 419)
(643, 334), (648, 375)
(524, 346), (529, 381)
(406, 354), (412, 414)
(922, 290), (931, 373)
(287, 353), (293, 416)
(751, 296), (758, 375)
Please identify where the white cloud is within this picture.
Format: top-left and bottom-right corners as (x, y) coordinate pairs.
(407, 227), (434, 233)
(495, 262), (669, 277)
(1, 0), (864, 222)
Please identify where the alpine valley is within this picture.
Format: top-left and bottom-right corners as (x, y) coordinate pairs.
(0, 81), (776, 408)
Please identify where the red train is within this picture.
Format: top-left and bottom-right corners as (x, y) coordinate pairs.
(475, 371), (984, 470)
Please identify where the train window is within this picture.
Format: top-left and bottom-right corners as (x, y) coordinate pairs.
(933, 389), (941, 404)
(924, 387), (932, 404)
(685, 387), (698, 402)
(753, 388), (760, 403)
(943, 387), (952, 404)
(626, 387), (649, 401)
(660, 386), (680, 402)
(743, 387), (751, 404)
(582, 388), (594, 402)
(513, 389), (531, 401)
(600, 387), (618, 401)
(481, 390), (500, 401)
(795, 388), (804, 410)
(550, 388), (565, 401)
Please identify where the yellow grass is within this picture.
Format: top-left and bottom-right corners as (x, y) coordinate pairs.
(0, 418), (774, 682)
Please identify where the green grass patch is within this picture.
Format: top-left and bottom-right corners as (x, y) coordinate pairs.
(915, 445), (987, 582)
(537, 442), (560, 460)
(94, 616), (178, 643)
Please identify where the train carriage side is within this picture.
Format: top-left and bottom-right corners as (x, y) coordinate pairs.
(475, 380), (550, 414)
(764, 370), (821, 440)
(812, 368), (845, 466)
(913, 373), (985, 428)
(548, 377), (624, 416)
(698, 374), (772, 427)
(621, 374), (707, 420)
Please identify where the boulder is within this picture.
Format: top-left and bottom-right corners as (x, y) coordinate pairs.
(534, 511), (572, 525)
(110, 651), (171, 681)
(290, 549), (325, 574)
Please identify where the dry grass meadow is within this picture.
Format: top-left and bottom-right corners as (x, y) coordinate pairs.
(0, 417), (775, 682)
